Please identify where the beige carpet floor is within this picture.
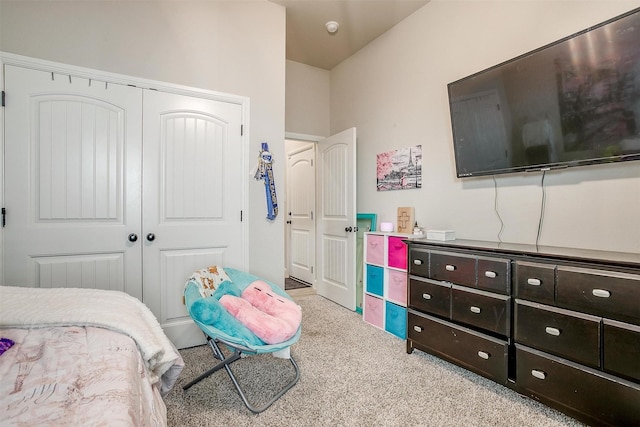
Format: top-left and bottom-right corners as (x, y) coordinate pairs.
(165, 294), (584, 427)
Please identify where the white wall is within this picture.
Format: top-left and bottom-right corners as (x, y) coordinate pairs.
(331, 0), (640, 254)
(0, 0), (287, 284)
(285, 60), (330, 137)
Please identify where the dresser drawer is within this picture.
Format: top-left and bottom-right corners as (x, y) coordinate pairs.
(430, 251), (476, 287)
(387, 269), (407, 306)
(557, 266), (640, 324)
(514, 300), (600, 369)
(477, 256), (510, 295)
(516, 344), (640, 427)
(603, 319), (640, 383)
(365, 234), (385, 265)
(451, 285), (510, 336)
(387, 236), (407, 270)
(514, 261), (555, 305)
(408, 277), (450, 319)
(409, 247), (429, 277)
(408, 311), (508, 384)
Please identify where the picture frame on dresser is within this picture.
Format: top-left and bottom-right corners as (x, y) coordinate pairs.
(356, 213), (377, 232)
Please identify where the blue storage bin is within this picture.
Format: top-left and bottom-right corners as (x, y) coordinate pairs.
(385, 301), (407, 339)
(366, 265), (384, 296)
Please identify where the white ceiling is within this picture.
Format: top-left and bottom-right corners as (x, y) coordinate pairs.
(269, 0), (430, 70)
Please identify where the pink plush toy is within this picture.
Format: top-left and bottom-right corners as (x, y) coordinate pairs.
(219, 280), (302, 345)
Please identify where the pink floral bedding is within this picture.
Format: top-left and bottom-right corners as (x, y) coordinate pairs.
(0, 326), (168, 426)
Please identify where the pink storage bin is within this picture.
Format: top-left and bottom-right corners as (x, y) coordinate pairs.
(366, 234), (385, 265)
(387, 236), (407, 269)
(387, 269), (407, 305)
(363, 294), (384, 329)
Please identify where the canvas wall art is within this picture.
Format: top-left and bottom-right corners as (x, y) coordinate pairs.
(376, 145), (422, 191)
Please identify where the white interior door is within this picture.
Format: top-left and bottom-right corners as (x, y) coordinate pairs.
(142, 89), (246, 348)
(316, 127), (357, 310)
(287, 143), (315, 285)
(3, 64), (143, 299)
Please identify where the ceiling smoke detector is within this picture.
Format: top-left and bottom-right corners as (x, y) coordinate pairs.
(325, 21), (339, 34)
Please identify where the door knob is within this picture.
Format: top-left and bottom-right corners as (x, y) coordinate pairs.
(146, 233), (156, 242)
(128, 233), (138, 242)
(345, 226), (352, 232)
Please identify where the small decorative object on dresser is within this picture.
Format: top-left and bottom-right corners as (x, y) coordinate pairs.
(406, 239), (640, 426)
(396, 207), (415, 233)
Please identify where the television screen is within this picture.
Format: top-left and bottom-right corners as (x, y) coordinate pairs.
(448, 8), (640, 178)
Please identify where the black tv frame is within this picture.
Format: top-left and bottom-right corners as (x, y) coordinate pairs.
(448, 7), (640, 178)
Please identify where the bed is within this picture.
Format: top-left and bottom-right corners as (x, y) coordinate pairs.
(0, 286), (184, 426)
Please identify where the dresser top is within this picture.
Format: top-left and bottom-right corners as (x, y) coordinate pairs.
(406, 237), (640, 269)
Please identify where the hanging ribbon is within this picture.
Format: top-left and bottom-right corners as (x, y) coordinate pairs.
(254, 142), (278, 220)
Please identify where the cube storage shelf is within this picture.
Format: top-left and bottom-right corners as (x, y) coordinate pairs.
(363, 232), (409, 339)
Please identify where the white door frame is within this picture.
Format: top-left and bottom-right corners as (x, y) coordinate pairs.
(0, 51), (250, 286)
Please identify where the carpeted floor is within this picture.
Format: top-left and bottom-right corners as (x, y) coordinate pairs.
(165, 294), (584, 427)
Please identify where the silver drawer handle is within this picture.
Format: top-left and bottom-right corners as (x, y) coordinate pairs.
(470, 306), (481, 314)
(527, 278), (541, 286)
(422, 293), (432, 300)
(531, 370), (547, 380)
(413, 325), (423, 333)
(484, 271), (497, 278)
(545, 327), (561, 336)
(477, 351), (490, 360)
(445, 264), (456, 271)
(413, 259), (423, 265)
(592, 289), (611, 298)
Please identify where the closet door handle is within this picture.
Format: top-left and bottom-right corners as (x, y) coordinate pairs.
(128, 233), (138, 242)
(146, 233), (156, 242)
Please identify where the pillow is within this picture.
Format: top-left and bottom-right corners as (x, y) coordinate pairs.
(219, 280), (301, 345)
(187, 265), (232, 298)
(189, 296), (264, 347)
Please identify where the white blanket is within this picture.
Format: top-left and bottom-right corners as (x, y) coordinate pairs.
(0, 286), (182, 393)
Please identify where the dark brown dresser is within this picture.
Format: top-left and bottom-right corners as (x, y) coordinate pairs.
(405, 238), (640, 426)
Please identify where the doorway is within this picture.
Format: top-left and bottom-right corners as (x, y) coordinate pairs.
(285, 138), (316, 290)
(283, 128), (357, 310)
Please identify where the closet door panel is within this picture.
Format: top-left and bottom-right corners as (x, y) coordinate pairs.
(142, 89), (245, 347)
(3, 65), (143, 298)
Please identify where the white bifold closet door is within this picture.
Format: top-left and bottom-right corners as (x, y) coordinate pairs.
(3, 65), (144, 298)
(141, 89), (244, 347)
(3, 63), (245, 348)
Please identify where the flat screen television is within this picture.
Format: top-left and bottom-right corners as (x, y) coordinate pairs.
(448, 7), (640, 178)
